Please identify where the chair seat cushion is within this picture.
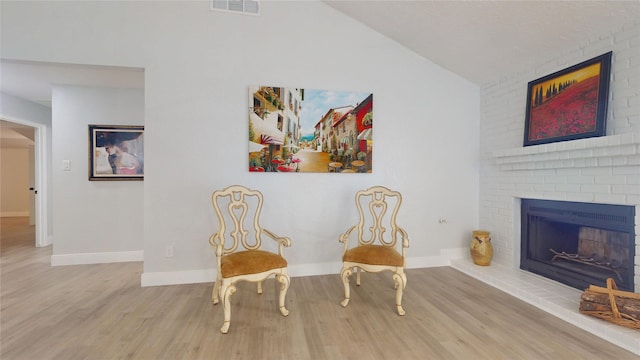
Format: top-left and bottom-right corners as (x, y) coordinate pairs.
(220, 250), (287, 278)
(343, 244), (404, 267)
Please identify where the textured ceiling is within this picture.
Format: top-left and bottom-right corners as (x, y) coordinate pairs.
(325, 0), (640, 84)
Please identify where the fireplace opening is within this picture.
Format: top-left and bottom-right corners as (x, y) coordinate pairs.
(521, 199), (635, 292)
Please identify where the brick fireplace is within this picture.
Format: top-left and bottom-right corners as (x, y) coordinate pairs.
(472, 20), (639, 354)
(491, 133), (640, 292)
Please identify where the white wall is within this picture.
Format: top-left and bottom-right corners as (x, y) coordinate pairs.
(479, 20), (639, 288)
(1, 1), (480, 284)
(51, 86), (144, 263)
(0, 148), (30, 216)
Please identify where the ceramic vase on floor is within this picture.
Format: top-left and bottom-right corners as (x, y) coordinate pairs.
(470, 230), (493, 266)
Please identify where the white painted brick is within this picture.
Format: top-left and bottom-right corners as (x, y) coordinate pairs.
(565, 192), (595, 202)
(613, 166), (640, 175)
(556, 168), (577, 176)
(612, 184), (640, 195)
(594, 175), (627, 184)
(544, 175), (566, 184)
(525, 176), (545, 184)
(567, 175), (594, 184)
(516, 184), (535, 192)
(628, 175), (640, 185)
(581, 184), (611, 193)
(532, 169), (556, 176)
(593, 147), (608, 157)
(573, 158), (587, 168)
(594, 193), (628, 204)
(598, 157), (613, 166)
(544, 192), (567, 200)
(581, 167), (612, 176)
(615, 25), (638, 43)
(555, 183), (581, 192)
(612, 157), (629, 166)
(620, 144), (638, 155)
(585, 158), (599, 167)
(614, 105), (638, 118)
(612, 85), (639, 100)
(534, 184), (555, 192)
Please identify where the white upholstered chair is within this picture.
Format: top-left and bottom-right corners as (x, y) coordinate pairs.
(209, 185), (291, 333)
(339, 186), (410, 315)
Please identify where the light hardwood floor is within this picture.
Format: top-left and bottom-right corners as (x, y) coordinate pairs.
(1, 217), (638, 359)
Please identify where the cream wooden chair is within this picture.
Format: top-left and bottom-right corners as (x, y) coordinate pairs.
(209, 185), (291, 333)
(339, 186), (410, 315)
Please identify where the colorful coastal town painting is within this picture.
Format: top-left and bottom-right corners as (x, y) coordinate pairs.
(249, 85), (372, 173)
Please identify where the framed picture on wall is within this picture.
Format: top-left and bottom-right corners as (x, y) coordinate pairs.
(523, 51), (612, 146)
(88, 125), (144, 181)
(249, 85), (373, 173)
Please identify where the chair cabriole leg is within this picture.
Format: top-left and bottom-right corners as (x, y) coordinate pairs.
(393, 271), (406, 316)
(212, 277), (221, 305)
(277, 273), (290, 316)
(340, 266), (353, 307)
(220, 283), (236, 333)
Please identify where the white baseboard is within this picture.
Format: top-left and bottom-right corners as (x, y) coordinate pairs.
(140, 248), (469, 287)
(1, 211), (29, 217)
(51, 250), (143, 266)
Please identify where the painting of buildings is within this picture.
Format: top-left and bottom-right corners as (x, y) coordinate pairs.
(249, 85), (372, 173)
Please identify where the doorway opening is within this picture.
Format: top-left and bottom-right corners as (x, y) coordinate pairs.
(0, 118), (48, 247)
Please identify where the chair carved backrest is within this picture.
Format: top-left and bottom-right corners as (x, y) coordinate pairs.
(353, 186), (405, 249)
(210, 185), (266, 256)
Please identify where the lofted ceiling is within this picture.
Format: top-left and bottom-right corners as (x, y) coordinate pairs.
(324, 0), (640, 84)
(1, 1), (638, 148)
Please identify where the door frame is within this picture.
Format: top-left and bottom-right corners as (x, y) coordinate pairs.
(0, 115), (49, 247)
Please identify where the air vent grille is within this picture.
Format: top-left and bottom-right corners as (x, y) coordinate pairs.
(211, 0), (260, 15)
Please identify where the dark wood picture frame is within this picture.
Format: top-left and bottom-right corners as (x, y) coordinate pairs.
(523, 51), (612, 146)
(89, 125), (144, 181)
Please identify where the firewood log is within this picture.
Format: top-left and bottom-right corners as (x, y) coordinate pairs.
(580, 290), (640, 320)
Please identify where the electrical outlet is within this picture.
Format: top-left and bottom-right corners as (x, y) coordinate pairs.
(63, 160), (71, 171)
(165, 244), (174, 258)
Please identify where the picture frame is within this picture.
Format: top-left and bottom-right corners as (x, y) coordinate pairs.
(249, 85), (373, 173)
(523, 51), (612, 146)
(88, 125), (144, 181)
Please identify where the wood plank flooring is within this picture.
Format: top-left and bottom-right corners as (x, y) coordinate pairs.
(2, 217), (638, 359)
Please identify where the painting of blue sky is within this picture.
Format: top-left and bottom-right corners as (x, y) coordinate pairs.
(300, 89), (371, 138)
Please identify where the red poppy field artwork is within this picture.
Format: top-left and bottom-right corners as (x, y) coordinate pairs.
(523, 52), (611, 146)
(528, 76), (599, 141)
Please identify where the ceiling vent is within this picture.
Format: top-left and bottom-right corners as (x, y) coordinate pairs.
(211, 0), (260, 15)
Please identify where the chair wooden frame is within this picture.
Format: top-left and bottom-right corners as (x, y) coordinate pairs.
(339, 186), (410, 315)
(209, 185), (291, 333)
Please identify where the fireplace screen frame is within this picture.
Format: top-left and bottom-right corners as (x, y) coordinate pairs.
(520, 199), (635, 292)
